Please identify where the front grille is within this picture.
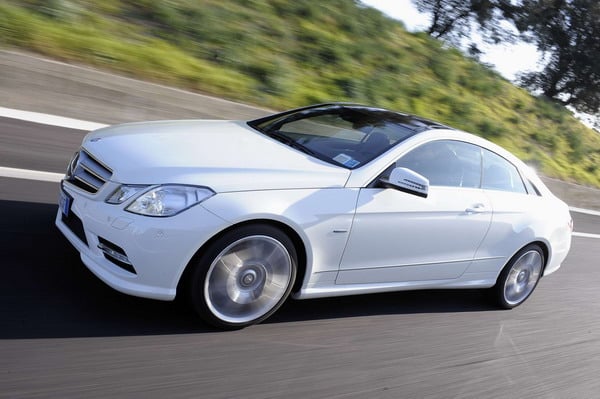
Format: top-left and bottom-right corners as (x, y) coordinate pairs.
(65, 149), (112, 194)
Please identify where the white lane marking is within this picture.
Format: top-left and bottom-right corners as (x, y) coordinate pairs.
(0, 166), (63, 183)
(572, 232), (600, 239)
(0, 107), (108, 131)
(570, 207), (600, 217)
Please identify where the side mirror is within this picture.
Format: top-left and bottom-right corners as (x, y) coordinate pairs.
(379, 167), (429, 198)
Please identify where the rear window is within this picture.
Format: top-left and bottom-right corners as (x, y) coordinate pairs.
(482, 150), (527, 194)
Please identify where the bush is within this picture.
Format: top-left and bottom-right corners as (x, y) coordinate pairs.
(1, 0), (599, 186)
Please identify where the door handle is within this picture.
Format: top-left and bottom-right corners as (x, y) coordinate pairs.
(465, 203), (486, 214)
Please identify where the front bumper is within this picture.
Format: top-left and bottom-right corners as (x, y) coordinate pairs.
(56, 181), (229, 300)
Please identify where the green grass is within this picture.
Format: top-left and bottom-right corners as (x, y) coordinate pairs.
(1, 0), (599, 187)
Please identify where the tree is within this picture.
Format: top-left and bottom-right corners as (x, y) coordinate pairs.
(413, 0), (516, 45)
(415, 0), (599, 115)
(514, 0), (600, 115)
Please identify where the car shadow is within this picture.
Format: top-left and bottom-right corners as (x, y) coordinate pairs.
(269, 289), (494, 326)
(0, 199), (497, 339)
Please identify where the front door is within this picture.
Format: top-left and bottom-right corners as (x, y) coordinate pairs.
(337, 139), (492, 285)
(337, 186), (492, 284)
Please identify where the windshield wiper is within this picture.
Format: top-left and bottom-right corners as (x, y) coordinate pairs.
(264, 131), (318, 157)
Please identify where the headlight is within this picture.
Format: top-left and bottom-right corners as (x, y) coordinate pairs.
(106, 185), (149, 204)
(125, 185), (215, 217)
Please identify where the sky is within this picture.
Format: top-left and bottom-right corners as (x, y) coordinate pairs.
(361, 0), (542, 82)
(361, 0), (598, 129)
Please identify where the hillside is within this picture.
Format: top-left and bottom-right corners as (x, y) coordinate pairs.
(1, 0), (599, 186)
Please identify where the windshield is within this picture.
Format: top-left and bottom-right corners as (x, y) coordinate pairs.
(248, 105), (425, 169)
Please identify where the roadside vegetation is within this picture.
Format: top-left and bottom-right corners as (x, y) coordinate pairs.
(1, 0), (599, 186)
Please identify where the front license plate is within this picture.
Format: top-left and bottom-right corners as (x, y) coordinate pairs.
(59, 189), (72, 217)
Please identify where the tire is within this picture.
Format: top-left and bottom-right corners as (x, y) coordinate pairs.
(188, 224), (297, 329)
(492, 244), (545, 309)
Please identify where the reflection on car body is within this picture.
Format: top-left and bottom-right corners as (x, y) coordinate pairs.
(56, 103), (572, 329)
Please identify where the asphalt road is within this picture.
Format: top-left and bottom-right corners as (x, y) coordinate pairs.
(2, 118), (600, 398)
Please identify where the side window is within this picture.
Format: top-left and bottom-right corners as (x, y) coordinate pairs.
(395, 140), (482, 188)
(482, 150), (527, 193)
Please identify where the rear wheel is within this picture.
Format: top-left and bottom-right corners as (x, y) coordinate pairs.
(492, 244), (544, 309)
(189, 224), (297, 329)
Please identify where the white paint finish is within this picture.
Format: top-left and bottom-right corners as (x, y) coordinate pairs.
(202, 188), (360, 280)
(83, 120), (349, 191)
(0, 107), (108, 131)
(476, 189), (571, 276)
(338, 186), (492, 284)
(336, 261), (473, 285)
(299, 271), (499, 299)
(56, 182), (230, 300)
(52, 110), (573, 312)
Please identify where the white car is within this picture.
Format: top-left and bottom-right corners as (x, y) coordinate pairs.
(56, 103), (572, 328)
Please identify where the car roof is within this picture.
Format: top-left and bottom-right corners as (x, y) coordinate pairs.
(249, 102), (453, 133)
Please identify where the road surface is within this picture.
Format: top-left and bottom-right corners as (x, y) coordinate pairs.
(1, 117), (600, 398)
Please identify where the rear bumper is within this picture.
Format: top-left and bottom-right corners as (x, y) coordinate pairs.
(543, 230), (572, 276)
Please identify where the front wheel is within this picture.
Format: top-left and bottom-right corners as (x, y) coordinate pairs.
(188, 224), (297, 329)
(492, 244), (545, 309)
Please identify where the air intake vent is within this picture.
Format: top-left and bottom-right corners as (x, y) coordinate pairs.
(65, 149), (112, 194)
(61, 211), (88, 246)
(98, 237), (136, 274)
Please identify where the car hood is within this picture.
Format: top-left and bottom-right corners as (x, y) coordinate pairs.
(82, 120), (350, 192)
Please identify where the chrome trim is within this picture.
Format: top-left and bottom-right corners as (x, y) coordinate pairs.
(65, 149), (113, 194)
(80, 163), (106, 181)
(74, 175), (102, 190)
(98, 243), (132, 265)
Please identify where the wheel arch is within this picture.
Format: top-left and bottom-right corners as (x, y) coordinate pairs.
(494, 239), (550, 285)
(519, 240), (550, 275)
(532, 240), (550, 273)
(176, 218), (308, 299)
